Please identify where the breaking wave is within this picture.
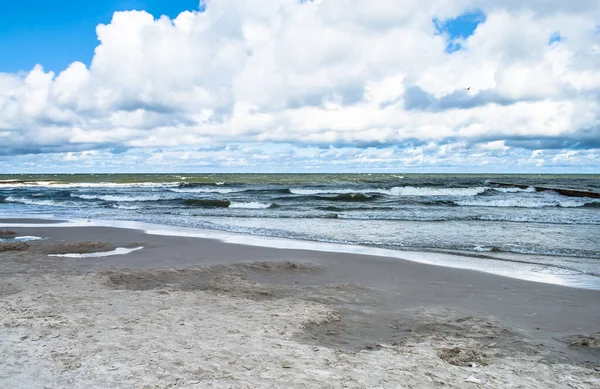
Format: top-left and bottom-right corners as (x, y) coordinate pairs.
(290, 188), (365, 195)
(319, 193), (374, 202)
(229, 201), (273, 209)
(455, 197), (600, 208)
(3, 196), (69, 207)
(72, 194), (163, 202)
(493, 186), (537, 193)
(169, 187), (240, 194)
(291, 186), (489, 197)
(384, 186), (489, 196)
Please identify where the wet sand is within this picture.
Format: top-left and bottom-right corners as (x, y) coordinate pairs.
(1, 220), (599, 388)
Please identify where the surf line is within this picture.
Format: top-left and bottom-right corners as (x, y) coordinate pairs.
(489, 182), (600, 199)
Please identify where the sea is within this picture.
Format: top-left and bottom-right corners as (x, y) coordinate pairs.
(1, 173), (599, 288)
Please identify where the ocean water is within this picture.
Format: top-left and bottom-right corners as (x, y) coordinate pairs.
(1, 174), (599, 285)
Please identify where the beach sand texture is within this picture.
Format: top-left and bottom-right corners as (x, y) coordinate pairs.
(1, 222), (599, 388)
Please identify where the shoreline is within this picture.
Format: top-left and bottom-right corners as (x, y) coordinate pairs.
(1, 219), (599, 387)
(2, 216), (599, 290)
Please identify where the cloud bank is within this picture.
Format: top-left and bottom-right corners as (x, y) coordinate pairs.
(1, 0), (599, 172)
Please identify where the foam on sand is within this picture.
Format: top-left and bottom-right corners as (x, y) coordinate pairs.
(0, 236), (43, 243)
(48, 246), (143, 258)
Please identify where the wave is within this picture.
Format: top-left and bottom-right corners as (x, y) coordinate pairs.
(317, 206), (344, 212)
(289, 188), (361, 195)
(1, 182), (181, 189)
(71, 194), (163, 202)
(111, 204), (141, 210)
(182, 199), (275, 209)
(4, 196), (68, 207)
(290, 186), (489, 197)
(241, 188), (292, 195)
(229, 201), (273, 209)
(184, 199), (231, 208)
(321, 193), (374, 202)
(169, 187), (240, 194)
(384, 186), (489, 196)
(455, 197), (600, 208)
(493, 186), (536, 193)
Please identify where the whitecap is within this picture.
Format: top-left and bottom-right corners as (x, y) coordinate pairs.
(4, 196), (67, 207)
(71, 194), (162, 202)
(493, 186), (536, 193)
(112, 204), (141, 210)
(455, 197), (598, 208)
(229, 201), (273, 209)
(290, 186), (489, 197)
(385, 186), (489, 196)
(289, 188), (361, 195)
(169, 187), (239, 194)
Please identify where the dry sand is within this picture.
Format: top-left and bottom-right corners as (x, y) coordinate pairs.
(1, 221), (599, 388)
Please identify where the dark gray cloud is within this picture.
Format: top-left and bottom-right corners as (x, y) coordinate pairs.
(504, 135), (600, 150)
(116, 99), (179, 115)
(0, 143), (117, 157)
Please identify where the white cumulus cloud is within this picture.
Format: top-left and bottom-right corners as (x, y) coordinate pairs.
(0, 0), (599, 171)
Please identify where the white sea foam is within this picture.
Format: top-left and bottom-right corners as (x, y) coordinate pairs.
(290, 186), (489, 196)
(384, 186), (489, 196)
(4, 196), (66, 207)
(229, 201), (273, 209)
(493, 186), (536, 193)
(72, 194), (162, 202)
(169, 187), (239, 194)
(48, 246), (144, 258)
(455, 197), (598, 208)
(14, 236), (43, 241)
(289, 188), (363, 195)
(0, 236), (43, 242)
(112, 204), (141, 210)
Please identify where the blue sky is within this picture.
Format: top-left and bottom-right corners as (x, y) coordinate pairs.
(0, 0), (598, 173)
(434, 10), (486, 52)
(0, 0), (202, 73)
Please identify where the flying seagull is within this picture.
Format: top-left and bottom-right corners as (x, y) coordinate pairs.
(466, 87), (471, 91)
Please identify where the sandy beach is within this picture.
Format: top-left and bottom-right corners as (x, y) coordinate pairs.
(1, 220), (599, 388)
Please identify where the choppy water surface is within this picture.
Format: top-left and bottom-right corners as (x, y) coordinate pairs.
(1, 174), (599, 284)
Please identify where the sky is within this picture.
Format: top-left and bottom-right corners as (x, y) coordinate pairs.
(0, 0), (599, 173)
